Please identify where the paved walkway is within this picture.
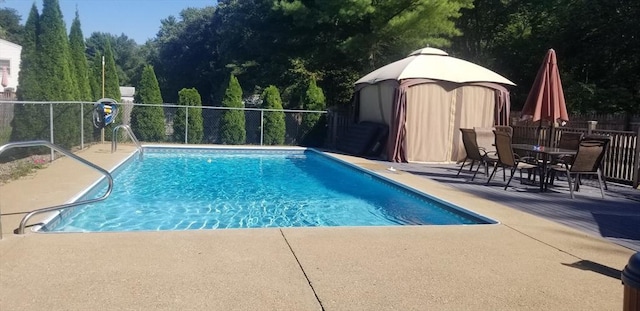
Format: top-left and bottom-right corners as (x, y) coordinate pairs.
(0, 144), (637, 310)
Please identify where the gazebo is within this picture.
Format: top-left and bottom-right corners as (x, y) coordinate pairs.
(354, 47), (515, 163)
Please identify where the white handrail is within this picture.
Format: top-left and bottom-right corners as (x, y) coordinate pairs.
(0, 140), (114, 237)
(112, 125), (143, 159)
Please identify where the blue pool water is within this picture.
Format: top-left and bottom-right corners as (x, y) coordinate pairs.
(43, 148), (494, 232)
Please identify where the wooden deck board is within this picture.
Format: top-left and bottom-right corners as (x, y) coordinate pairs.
(374, 160), (640, 251)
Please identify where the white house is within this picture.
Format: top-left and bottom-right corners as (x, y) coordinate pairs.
(0, 39), (22, 94)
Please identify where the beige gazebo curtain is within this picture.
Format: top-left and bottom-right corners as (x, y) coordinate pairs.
(358, 79), (510, 163)
(403, 84), (494, 163)
(405, 83), (457, 162)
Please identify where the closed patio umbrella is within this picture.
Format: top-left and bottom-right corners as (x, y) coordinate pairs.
(1, 67), (8, 88)
(521, 49), (569, 145)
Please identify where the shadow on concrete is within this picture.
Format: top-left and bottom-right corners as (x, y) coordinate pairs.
(562, 260), (622, 280)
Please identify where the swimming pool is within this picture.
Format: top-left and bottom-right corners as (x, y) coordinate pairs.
(42, 147), (495, 232)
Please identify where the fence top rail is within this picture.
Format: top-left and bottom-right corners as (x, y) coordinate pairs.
(0, 100), (328, 114)
(510, 125), (639, 134)
(591, 129), (638, 135)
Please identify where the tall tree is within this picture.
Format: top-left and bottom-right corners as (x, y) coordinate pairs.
(68, 10), (91, 101)
(173, 88), (204, 143)
(554, 0), (640, 114)
(219, 74), (246, 144)
(88, 51), (102, 101)
(11, 4), (47, 145)
(131, 65), (165, 141)
(261, 85), (285, 145)
(35, 0), (79, 148)
(299, 78), (326, 146)
(205, 0), (473, 109)
(151, 7), (218, 104)
(101, 39), (122, 139)
(37, 0), (77, 101)
(15, 4), (40, 101)
(103, 39), (121, 100)
(69, 10), (94, 144)
(86, 32), (145, 87)
(0, 7), (23, 44)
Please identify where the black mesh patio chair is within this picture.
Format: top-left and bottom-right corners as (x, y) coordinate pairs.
(457, 128), (497, 181)
(555, 131), (583, 163)
(494, 125), (513, 137)
(546, 132), (584, 185)
(549, 136), (610, 199)
(487, 130), (539, 190)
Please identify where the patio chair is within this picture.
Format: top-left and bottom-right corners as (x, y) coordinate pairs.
(494, 125), (513, 137)
(548, 136), (610, 199)
(487, 130), (539, 190)
(457, 128), (497, 181)
(557, 132), (584, 150)
(473, 127), (497, 155)
(546, 132), (584, 184)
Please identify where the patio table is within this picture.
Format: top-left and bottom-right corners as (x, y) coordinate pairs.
(511, 144), (577, 192)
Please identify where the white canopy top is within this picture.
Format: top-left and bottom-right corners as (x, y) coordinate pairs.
(355, 47), (515, 86)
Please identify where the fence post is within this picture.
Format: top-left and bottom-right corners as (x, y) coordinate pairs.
(634, 126), (640, 189)
(80, 103), (84, 150)
(49, 103), (54, 161)
(260, 109), (264, 146)
(587, 120), (598, 135)
(330, 110), (337, 148)
(184, 107), (189, 144)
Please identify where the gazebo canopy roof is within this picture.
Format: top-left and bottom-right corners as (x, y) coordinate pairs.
(355, 47), (515, 86)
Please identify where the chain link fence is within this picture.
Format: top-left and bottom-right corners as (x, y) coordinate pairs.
(0, 101), (327, 160)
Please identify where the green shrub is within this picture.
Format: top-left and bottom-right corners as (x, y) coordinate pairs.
(261, 85), (286, 145)
(101, 40), (123, 140)
(219, 74), (246, 144)
(299, 78), (327, 146)
(173, 88), (204, 143)
(131, 65), (165, 142)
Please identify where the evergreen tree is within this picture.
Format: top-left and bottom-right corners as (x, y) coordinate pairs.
(69, 10), (91, 101)
(299, 78), (326, 146)
(69, 10), (94, 145)
(219, 74), (246, 144)
(261, 86), (285, 145)
(103, 39), (121, 100)
(33, 0), (79, 148)
(10, 4), (48, 146)
(88, 52), (102, 100)
(131, 65), (165, 141)
(173, 88), (204, 143)
(37, 0), (77, 101)
(15, 4), (40, 101)
(101, 40), (122, 140)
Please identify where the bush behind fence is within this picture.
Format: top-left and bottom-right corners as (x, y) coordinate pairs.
(0, 101), (327, 154)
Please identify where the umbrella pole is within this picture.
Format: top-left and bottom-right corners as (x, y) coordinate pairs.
(548, 122), (556, 147)
(536, 122), (543, 146)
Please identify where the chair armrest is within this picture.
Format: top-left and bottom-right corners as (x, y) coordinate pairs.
(515, 154), (539, 165)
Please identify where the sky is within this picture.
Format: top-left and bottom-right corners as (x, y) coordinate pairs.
(2, 0), (217, 44)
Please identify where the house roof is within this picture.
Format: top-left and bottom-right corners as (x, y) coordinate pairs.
(0, 38), (23, 50)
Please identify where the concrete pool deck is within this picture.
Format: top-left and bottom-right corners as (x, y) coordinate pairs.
(0, 143), (635, 310)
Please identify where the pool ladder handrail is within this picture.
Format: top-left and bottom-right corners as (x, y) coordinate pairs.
(112, 124), (143, 159)
(0, 140), (114, 238)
